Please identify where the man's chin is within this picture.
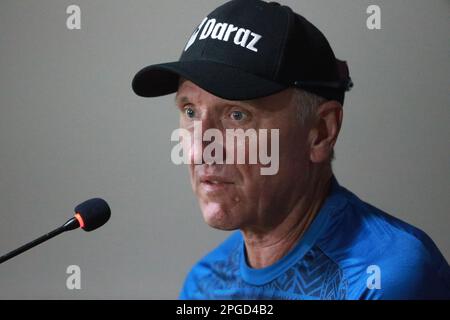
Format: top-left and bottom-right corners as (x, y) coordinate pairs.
(201, 203), (240, 231)
(205, 221), (239, 231)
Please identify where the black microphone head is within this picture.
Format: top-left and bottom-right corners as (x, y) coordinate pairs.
(74, 198), (111, 232)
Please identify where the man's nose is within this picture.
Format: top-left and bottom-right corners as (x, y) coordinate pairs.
(189, 115), (224, 165)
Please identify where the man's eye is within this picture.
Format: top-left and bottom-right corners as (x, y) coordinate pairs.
(230, 110), (247, 121)
(185, 107), (195, 118)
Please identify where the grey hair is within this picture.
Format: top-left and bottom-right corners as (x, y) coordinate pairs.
(294, 88), (327, 125)
(293, 88), (336, 162)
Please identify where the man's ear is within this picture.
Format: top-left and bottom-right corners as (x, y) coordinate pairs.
(309, 100), (343, 163)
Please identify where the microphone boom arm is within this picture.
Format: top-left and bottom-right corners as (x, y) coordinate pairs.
(0, 218), (80, 264)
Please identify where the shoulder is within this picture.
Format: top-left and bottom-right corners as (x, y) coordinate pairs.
(179, 231), (242, 299)
(318, 185), (450, 299)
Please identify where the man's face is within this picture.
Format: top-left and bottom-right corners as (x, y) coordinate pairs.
(176, 80), (312, 232)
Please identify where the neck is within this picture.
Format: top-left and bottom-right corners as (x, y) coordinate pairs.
(242, 167), (332, 269)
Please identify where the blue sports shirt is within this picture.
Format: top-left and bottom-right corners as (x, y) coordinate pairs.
(180, 176), (450, 299)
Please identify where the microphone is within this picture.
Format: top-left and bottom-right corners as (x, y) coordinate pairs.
(0, 198), (111, 264)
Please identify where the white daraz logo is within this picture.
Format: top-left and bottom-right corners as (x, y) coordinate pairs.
(184, 17), (262, 53)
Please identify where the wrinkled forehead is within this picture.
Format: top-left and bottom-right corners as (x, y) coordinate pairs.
(176, 78), (296, 113)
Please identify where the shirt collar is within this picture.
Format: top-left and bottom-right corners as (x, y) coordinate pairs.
(239, 175), (348, 285)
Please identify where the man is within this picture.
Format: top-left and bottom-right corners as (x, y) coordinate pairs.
(132, 0), (450, 299)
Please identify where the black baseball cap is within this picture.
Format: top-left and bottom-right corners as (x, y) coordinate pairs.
(132, 0), (353, 104)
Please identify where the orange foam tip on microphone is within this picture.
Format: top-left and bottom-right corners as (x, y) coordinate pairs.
(74, 213), (85, 229)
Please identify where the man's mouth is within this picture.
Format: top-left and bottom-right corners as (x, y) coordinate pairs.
(199, 176), (234, 192)
(204, 181), (226, 185)
(200, 175), (233, 183)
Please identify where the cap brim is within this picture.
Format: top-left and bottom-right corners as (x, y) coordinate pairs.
(132, 60), (287, 101)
